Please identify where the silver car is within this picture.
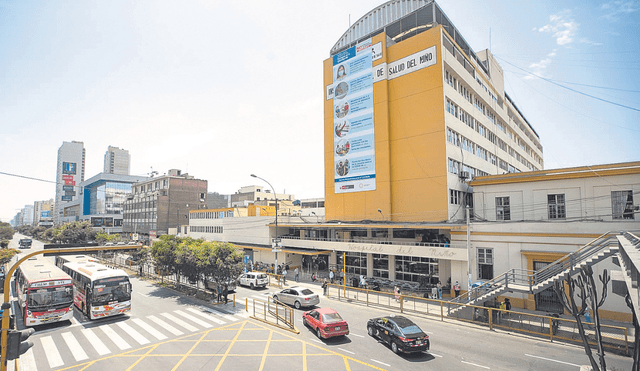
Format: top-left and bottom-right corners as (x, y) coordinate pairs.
(272, 286), (320, 309)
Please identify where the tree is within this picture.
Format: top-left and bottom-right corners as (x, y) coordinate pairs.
(0, 222), (15, 241)
(150, 235), (179, 276)
(554, 266), (610, 371)
(0, 249), (18, 266)
(203, 241), (243, 290)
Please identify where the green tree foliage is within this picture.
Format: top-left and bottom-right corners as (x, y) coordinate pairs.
(95, 231), (119, 245)
(149, 236), (243, 287)
(0, 222), (15, 241)
(0, 249), (18, 266)
(47, 221), (97, 244)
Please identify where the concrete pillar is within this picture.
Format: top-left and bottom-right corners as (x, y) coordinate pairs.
(366, 253), (373, 277)
(388, 255), (396, 280)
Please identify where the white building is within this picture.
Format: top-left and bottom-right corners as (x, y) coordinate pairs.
(103, 146), (131, 175)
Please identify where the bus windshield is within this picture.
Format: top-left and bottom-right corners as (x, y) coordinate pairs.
(27, 286), (73, 311)
(92, 277), (131, 305)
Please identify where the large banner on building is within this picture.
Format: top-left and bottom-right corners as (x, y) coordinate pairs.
(332, 39), (376, 194)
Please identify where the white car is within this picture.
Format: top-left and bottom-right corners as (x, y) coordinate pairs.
(272, 287), (320, 309)
(238, 272), (268, 289)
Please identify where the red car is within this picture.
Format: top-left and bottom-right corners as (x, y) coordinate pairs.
(302, 307), (349, 339)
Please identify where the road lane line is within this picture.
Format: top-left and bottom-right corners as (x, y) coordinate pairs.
(350, 333), (365, 338)
(311, 339), (323, 344)
(100, 324), (132, 350)
(525, 354), (580, 367)
(199, 306), (239, 322)
(371, 359), (390, 367)
(61, 332), (88, 361)
(186, 307), (225, 324)
(116, 322), (150, 345)
(161, 312), (198, 332)
(40, 335), (64, 368)
(461, 360), (490, 369)
(430, 352), (443, 358)
(147, 315), (183, 336)
(338, 348), (355, 354)
(174, 310), (213, 328)
(18, 348), (36, 371)
(132, 318), (168, 340)
(81, 328), (111, 355)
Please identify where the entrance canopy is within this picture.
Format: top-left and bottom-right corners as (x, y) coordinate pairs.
(237, 244), (332, 256)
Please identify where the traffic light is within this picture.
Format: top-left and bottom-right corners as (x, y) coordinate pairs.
(6, 328), (34, 360)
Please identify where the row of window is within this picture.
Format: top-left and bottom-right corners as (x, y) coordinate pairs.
(124, 201), (157, 211)
(494, 191), (635, 221)
(190, 225), (223, 233)
(449, 189), (473, 207)
(134, 179), (169, 194)
(447, 129), (510, 174)
(447, 158), (489, 178)
(190, 211), (234, 219)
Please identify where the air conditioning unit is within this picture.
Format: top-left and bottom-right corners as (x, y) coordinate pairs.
(459, 171), (470, 180)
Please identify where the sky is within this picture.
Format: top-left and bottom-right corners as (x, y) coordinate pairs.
(1, 0), (639, 222)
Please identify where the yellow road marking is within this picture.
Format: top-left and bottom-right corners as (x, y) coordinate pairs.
(258, 329), (273, 371)
(214, 320), (246, 371)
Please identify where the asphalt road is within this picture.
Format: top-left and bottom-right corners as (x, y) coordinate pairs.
(3, 235), (633, 371)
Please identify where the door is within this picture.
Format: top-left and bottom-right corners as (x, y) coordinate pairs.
(533, 261), (564, 313)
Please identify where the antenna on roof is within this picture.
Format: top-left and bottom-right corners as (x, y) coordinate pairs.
(349, 14), (351, 27)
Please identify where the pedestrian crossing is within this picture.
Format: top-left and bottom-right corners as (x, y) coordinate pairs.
(20, 302), (259, 371)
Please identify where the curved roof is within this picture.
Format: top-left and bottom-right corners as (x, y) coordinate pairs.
(330, 0), (434, 55)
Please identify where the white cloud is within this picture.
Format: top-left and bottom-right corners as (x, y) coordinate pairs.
(526, 50), (557, 79)
(601, 1), (640, 20)
(538, 11), (579, 45)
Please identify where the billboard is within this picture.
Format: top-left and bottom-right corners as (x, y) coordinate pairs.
(62, 162), (77, 175)
(41, 211), (51, 218)
(332, 39), (376, 194)
(61, 195), (72, 201)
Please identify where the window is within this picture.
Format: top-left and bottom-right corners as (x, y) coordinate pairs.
(548, 194), (566, 219)
(496, 197), (510, 220)
(612, 190), (635, 220)
(448, 158), (460, 175)
(450, 189), (461, 205)
(477, 248), (494, 280)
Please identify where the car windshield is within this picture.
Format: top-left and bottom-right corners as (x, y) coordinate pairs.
(300, 289), (314, 295)
(27, 286), (73, 311)
(92, 277), (131, 305)
(257, 274), (267, 279)
(322, 312), (343, 323)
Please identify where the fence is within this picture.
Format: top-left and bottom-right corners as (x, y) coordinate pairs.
(326, 283), (631, 355)
(247, 296), (297, 332)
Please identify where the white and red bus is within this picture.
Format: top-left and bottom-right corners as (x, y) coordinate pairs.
(15, 258), (74, 326)
(61, 261), (132, 320)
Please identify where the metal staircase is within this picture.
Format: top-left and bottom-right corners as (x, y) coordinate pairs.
(449, 232), (621, 314)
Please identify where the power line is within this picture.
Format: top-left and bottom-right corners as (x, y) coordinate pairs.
(496, 57), (640, 112)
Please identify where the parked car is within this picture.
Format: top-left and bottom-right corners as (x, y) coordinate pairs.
(366, 315), (430, 354)
(237, 272), (268, 289)
(272, 286), (319, 309)
(19, 239), (32, 249)
(302, 307), (349, 339)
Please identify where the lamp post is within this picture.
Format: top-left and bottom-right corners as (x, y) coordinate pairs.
(251, 174), (279, 271)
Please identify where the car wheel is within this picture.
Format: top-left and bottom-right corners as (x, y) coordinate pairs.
(391, 341), (399, 354)
(316, 328), (322, 339)
(250, 283), (255, 290)
(294, 301), (301, 309)
(367, 326), (375, 337)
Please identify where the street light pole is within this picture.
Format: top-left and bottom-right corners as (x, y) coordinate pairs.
(251, 174), (279, 271)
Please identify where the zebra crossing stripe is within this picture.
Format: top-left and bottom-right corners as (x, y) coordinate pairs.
(40, 336), (64, 369)
(160, 312), (198, 332)
(115, 322), (150, 345)
(199, 306), (239, 322)
(81, 328), (111, 355)
(185, 307), (225, 324)
(174, 310), (213, 328)
(100, 324), (132, 350)
(147, 315), (184, 336)
(17, 348), (36, 371)
(132, 318), (168, 340)
(61, 332), (88, 361)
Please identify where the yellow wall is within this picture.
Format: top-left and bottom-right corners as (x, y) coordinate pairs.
(324, 27), (447, 222)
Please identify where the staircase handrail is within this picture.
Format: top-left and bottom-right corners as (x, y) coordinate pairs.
(531, 232), (619, 285)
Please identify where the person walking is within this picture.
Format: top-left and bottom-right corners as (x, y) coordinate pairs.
(217, 285), (222, 302)
(394, 286), (401, 302)
(282, 268), (287, 286)
(329, 270), (335, 284)
(360, 275), (367, 289)
(454, 281), (461, 298)
(223, 285), (228, 304)
(437, 281), (443, 299)
(294, 267), (299, 282)
(322, 278), (328, 295)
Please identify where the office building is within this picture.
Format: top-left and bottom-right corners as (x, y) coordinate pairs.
(103, 146), (131, 175)
(54, 141), (85, 224)
(34, 199), (54, 227)
(323, 0), (543, 223)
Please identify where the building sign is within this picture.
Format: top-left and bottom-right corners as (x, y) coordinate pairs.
(63, 162), (77, 175)
(61, 195), (72, 201)
(344, 243), (468, 261)
(41, 211), (51, 218)
(332, 39), (376, 194)
(373, 46), (437, 82)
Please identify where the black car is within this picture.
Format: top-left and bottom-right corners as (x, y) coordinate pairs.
(367, 315), (430, 354)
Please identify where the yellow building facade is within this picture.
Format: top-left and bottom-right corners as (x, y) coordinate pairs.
(324, 1), (543, 223)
